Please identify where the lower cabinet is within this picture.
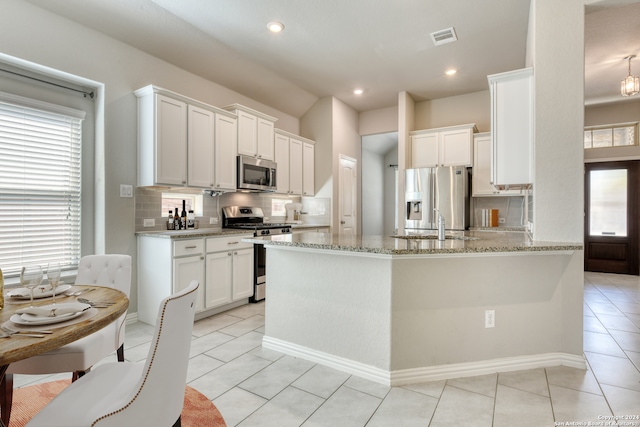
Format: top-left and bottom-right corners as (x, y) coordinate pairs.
(137, 233), (253, 325)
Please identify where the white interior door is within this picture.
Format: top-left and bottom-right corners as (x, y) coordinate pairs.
(339, 155), (357, 235)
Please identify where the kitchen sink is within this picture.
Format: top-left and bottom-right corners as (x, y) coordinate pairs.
(392, 234), (480, 241)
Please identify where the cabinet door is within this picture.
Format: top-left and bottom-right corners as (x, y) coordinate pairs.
(237, 110), (257, 156)
(274, 133), (290, 194)
(472, 134), (498, 196)
(173, 255), (205, 312)
(205, 251), (232, 308)
(302, 142), (315, 196)
(490, 68), (533, 186)
(289, 138), (303, 195)
(214, 114), (238, 191)
(232, 248), (254, 300)
(440, 128), (472, 166)
(411, 132), (439, 168)
(155, 94), (187, 185)
(187, 105), (215, 188)
(256, 117), (275, 160)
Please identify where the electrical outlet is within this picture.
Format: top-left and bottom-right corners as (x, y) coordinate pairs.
(498, 218), (505, 224)
(485, 310), (495, 328)
(119, 184), (133, 198)
(143, 219), (155, 227)
(210, 217), (219, 224)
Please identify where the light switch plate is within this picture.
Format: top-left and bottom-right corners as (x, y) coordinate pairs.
(210, 217), (219, 224)
(119, 184), (133, 198)
(143, 219), (155, 227)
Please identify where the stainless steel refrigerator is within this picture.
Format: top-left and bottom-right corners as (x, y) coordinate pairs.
(405, 166), (470, 232)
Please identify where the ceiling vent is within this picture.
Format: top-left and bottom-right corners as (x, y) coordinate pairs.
(430, 27), (458, 46)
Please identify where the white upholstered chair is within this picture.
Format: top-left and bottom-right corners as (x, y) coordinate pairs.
(1, 255), (132, 425)
(26, 280), (199, 427)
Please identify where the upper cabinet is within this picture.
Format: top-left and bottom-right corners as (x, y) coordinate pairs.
(135, 85), (237, 190)
(488, 67), (534, 188)
(274, 129), (315, 196)
(473, 133), (523, 197)
(410, 123), (477, 168)
(223, 104), (277, 161)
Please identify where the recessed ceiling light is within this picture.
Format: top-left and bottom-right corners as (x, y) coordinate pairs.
(353, 89), (364, 95)
(267, 21), (284, 33)
(445, 69), (457, 76)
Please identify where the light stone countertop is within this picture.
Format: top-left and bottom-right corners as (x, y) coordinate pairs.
(242, 230), (583, 255)
(135, 229), (252, 239)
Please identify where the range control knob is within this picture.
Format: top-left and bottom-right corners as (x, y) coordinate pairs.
(261, 229), (270, 235)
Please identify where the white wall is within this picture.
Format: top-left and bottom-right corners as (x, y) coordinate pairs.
(414, 90), (491, 132)
(360, 106), (399, 136)
(362, 149), (385, 235)
(530, 0), (585, 242)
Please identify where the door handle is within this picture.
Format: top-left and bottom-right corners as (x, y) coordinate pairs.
(340, 220), (346, 224)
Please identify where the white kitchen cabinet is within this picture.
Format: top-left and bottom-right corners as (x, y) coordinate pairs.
(488, 67), (533, 188)
(289, 138), (303, 195)
(302, 141), (315, 196)
(137, 233), (252, 325)
(224, 104), (276, 160)
(135, 85), (238, 190)
(214, 113), (238, 191)
(187, 105), (215, 189)
(205, 235), (254, 308)
(274, 129), (315, 196)
(472, 133), (523, 196)
(410, 123), (476, 168)
(274, 132), (290, 194)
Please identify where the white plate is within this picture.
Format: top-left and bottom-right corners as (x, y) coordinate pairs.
(7, 284), (71, 300)
(10, 310), (84, 326)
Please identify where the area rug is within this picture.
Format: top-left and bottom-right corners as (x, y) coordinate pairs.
(9, 380), (226, 427)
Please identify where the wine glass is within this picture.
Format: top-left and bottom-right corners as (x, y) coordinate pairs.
(20, 265), (43, 307)
(46, 262), (61, 304)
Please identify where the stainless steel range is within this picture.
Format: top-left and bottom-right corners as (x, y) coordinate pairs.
(222, 206), (291, 302)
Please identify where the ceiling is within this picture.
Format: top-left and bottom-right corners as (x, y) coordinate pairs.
(22, 0), (640, 119)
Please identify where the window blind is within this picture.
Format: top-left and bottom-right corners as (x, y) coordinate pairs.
(0, 93), (84, 278)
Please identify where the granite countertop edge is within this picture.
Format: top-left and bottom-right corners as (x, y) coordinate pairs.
(136, 229), (252, 239)
(242, 230), (583, 255)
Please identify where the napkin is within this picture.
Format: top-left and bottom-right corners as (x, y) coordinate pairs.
(16, 302), (90, 317)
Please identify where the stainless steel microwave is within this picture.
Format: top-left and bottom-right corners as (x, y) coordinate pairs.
(237, 155), (277, 192)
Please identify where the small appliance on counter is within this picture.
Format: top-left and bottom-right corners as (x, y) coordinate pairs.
(222, 206), (292, 302)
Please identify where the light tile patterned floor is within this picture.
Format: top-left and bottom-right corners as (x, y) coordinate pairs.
(15, 271), (640, 426)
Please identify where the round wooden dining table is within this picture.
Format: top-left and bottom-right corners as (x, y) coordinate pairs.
(0, 285), (129, 427)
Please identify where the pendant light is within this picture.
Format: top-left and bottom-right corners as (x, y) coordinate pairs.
(621, 55), (639, 97)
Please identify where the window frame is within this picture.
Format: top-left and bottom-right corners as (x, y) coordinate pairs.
(584, 122), (638, 149)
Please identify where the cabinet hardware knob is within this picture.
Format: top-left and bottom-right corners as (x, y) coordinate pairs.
(228, 252), (232, 256)
(233, 251), (238, 255)
(200, 256), (204, 260)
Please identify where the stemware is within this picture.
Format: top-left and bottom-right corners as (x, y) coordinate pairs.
(20, 265), (43, 307)
(46, 262), (61, 304)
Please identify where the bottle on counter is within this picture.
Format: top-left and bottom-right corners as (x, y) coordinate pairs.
(187, 210), (195, 228)
(174, 207), (181, 230)
(167, 210), (174, 230)
(181, 200), (187, 230)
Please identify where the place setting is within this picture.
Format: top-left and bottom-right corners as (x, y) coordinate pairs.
(5, 263), (71, 305)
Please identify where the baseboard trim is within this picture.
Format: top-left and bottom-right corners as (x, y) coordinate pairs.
(262, 336), (586, 386)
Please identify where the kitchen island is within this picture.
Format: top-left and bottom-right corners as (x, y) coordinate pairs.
(244, 231), (584, 386)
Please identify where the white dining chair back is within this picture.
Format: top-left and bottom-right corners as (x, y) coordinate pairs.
(26, 280), (200, 427)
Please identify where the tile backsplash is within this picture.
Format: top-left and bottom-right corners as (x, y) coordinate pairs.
(472, 196), (526, 227)
(135, 187), (330, 232)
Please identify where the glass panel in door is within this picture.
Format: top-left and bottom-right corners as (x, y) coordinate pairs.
(589, 169), (627, 237)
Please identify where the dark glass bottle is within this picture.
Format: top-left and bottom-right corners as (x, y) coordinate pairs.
(174, 207), (181, 230)
(181, 200), (187, 230)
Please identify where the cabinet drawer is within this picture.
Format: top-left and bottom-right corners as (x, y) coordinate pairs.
(173, 239), (204, 257)
(206, 234), (253, 253)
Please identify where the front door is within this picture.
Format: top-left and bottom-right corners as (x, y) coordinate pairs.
(584, 161), (639, 274)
